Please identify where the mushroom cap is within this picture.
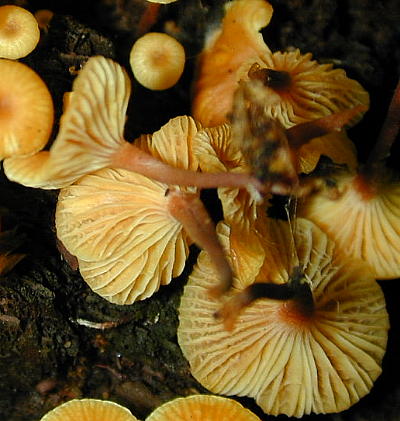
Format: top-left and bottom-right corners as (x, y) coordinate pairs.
(40, 398), (138, 421)
(146, 0), (178, 3)
(299, 171), (400, 279)
(0, 58), (53, 160)
(259, 49), (369, 128)
(130, 32), (185, 90)
(56, 116), (201, 304)
(178, 218), (389, 417)
(3, 56), (129, 188)
(0, 5), (40, 59)
(145, 395), (261, 421)
(192, 0), (273, 127)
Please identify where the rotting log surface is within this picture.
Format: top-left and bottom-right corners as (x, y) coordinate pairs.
(1, 1), (399, 420)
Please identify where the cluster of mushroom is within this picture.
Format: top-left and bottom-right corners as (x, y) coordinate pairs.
(179, 0), (394, 417)
(39, 395), (262, 421)
(1, 0), (396, 419)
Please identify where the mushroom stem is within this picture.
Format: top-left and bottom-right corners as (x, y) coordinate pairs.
(216, 266), (314, 331)
(166, 189), (233, 294)
(136, 2), (160, 37)
(364, 79), (400, 175)
(286, 105), (367, 149)
(112, 142), (264, 193)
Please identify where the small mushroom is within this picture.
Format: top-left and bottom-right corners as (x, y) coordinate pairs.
(0, 5), (40, 59)
(178, 218), (389, 417)
(0, 58), (54, 159)
(39, 398), (139, 421)
(130, 32), (185, 90)
(299, 80), (400, 279)
(146, 395), (261, 421)
(192, 0), (273, 127)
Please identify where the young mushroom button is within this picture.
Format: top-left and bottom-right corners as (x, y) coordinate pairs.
(130, 32), (185, 90)
(0, 5), (40, 59)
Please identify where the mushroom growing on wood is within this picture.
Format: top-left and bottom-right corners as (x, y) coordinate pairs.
(146, 395), (261, 421)
(299, 80), (400, 279)
(0, 5), (40, 59)
(0, 58), (53, 159)
(178, 218), (389, 417)
(40, 398), (139, 421)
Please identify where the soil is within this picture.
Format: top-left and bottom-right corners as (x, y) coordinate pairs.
(0, 1), (399, 420)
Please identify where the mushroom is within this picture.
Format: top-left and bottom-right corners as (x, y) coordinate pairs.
(0, 5), (40, 59)
(0, 58), (54, 159)
(177, 218), (389, 417)
(299, 80), (400, 279)
(129, 32), (185, 90)
(55, 117), (230, 304)
(192, 0), (368, 130)
(246, 52), (369, 128)
(145, 394), (261, 421)
(39, 398), (139, 421)
(192, 0), (273, 127)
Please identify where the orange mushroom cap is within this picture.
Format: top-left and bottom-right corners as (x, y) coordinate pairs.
(40, 398), (139, 421)
(178, 218), (389, 417)
(0, 58), (53, 160)
(130, 32), (185, 90)
(192, 0), (273, 127)
(145, 395), (261, 421)
(0, 5), (40, 59)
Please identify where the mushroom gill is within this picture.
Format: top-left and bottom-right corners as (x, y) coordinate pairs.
(299, 171), (400, 279)
(192, 0), (368, 130)
(299, 80), (400, 279)
(177, 218), (389, 417)
(56, 116), (234, 304)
